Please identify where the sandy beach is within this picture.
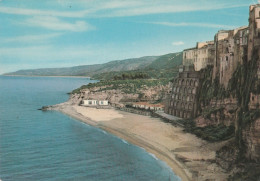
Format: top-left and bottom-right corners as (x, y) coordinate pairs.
(52, 103), (229, 181)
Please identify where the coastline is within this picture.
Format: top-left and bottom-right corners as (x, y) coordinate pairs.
(50, 103), (229, 181)
(1, 75), (91, 78)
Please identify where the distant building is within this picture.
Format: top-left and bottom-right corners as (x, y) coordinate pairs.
(183, 41), (215, 71)
(164, 65), (202, 119)
(183, 47), (197, 67)
(82, 100), (109, 106)
(195, 41), (215, 71)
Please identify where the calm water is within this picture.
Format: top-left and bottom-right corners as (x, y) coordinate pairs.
(0, 76), (180, 181)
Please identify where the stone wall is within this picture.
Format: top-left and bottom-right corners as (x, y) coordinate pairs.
(165, 65), (202, 119)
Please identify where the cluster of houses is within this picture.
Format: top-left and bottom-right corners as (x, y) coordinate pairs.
(130, 102), (164, 111)
(165, 4), (260, 118)
(183, 4), (260, 89)
(81, 99), (164, 111)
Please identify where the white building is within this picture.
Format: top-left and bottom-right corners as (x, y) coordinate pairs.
(98, 100), (109, 106)
(82, 100), (109, 106)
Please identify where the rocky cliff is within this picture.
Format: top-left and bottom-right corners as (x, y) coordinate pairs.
(243, 118), (260, 162)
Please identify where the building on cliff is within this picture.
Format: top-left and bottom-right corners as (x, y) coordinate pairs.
(213, 5), (260, 88)
(164, 4), (260, 162)
(248, 5), (260, 112)
(233, 27), (249, 65)
(164, 65), (202, 119)
(248, 4), (260, 63)
(166, 4), (260, 119)
(183, 41), (215, 71)
(213, 27), (249, 88)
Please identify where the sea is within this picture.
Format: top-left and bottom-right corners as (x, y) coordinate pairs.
(0, 76), (180, 181)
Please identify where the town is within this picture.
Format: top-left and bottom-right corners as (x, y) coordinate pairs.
(38, 3), (260, 180)
(165, 4), (260, 163)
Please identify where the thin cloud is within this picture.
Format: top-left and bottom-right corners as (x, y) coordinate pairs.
(0, 1), (250, 18)
(148, 21), (237, 29)
(0, 6), (88, 18)
(2, 33), (62, 43)
(22, 16), (95, 32)
(172, 41), (185, 46)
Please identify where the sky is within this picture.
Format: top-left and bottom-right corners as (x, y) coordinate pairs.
(0, 0), (257, 74)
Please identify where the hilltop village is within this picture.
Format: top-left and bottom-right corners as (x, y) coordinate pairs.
(165, 2), (260, 169)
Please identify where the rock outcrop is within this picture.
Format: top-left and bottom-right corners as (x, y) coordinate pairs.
(243, 118), (260, 162)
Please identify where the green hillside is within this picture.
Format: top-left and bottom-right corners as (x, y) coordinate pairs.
(146, 52), (182, 70)
(4, 52), (182, 79)
(92, 52), (183, 80)
(4, 56), (157, 77)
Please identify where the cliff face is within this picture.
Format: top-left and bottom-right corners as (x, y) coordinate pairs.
(195, 98), (238, 127)
(243, 118), (260, 162)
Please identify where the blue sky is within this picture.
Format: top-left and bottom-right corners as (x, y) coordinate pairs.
(0, 0), (257, 74)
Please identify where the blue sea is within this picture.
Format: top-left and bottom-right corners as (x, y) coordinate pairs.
(0, 76), (180, 181)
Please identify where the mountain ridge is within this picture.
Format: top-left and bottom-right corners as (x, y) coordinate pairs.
(4, 52), (182, 78)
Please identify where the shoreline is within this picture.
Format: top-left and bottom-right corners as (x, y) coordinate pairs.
(50, 103), (229, 181)
(1, 75), (91, 78)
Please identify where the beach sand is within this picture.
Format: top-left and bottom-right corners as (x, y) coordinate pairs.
(53, 103), (229, 181)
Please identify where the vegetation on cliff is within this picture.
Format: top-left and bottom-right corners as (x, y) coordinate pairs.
(112, 72), (149, 80)
(198, 66), (229, 108)
(226, 50), (260, 160)
(197, 48), (260, 179)
(72, 79), (170, 94)
(181, 119), (234, 142)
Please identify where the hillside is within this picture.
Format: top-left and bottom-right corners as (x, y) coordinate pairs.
(4, 52), (182, 78)
(91, 52), (183, 80)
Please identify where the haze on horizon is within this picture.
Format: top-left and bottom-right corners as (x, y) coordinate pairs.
(0, 0), (254, 74)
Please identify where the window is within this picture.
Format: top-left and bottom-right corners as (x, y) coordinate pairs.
(226, 47), (229, 53)
(226, 56), (228, 61)
(89, 101), (92, 105)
